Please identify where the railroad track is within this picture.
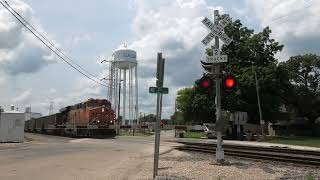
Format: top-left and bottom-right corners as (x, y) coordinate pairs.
(174, 142), (320, 167)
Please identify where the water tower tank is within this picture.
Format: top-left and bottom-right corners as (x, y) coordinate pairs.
(113, 49), (137, 69)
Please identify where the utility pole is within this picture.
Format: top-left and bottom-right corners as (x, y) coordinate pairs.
(253, 68), (265, 137)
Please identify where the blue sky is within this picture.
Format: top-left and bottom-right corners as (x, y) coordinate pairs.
(0, 0), (319, 118)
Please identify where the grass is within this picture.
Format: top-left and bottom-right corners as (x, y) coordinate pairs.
(118, 130), (153, 137)
(265, 136), (320, 148)
(183, 131), (206, 139)
(305, 172), (315, 180)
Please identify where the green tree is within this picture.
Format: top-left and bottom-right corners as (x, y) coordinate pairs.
(175, 87), (195, 124)
(175, 78), (216, 124)
(285, 54), (320, 92)
(282, 54), (320, 123)
(218, 19), (286, 123)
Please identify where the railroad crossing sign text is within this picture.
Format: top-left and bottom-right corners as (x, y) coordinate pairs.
(201, 16), (232, 46)
(206, 55), (228, 63)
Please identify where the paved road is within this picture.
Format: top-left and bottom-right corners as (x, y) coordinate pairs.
(0, 133), (177, 180)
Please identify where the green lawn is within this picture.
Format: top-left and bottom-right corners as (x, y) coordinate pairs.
(265, 136), (320, 148)
(118, 130), (153, 137)
(183, 131), (206, 139)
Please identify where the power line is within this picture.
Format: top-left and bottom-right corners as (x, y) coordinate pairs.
(0, 0), (106, 87)
(3, 0), (99, 78)
(269, 1), (312, 25)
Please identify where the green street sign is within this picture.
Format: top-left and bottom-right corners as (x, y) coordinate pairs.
(160, 87), (169, 94)
(149, 87), (169, 94)
(149, 87), (158, 93)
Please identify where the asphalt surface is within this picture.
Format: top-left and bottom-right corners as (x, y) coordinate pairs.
(0, 133), (177, 180)
(1, 132), (319, 180)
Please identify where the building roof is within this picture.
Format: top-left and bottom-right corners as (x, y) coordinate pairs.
(1, 110), (24, 114)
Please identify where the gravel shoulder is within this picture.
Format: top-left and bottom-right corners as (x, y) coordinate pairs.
(132, 149), (320, 180)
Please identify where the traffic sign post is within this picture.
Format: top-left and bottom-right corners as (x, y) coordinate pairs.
(153, 52), (167, 179)
(201, 10), (233, 164)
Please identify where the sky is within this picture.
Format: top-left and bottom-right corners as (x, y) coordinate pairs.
(0, 0), (319, 118)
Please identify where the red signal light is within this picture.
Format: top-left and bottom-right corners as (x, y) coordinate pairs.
(201, 79), (210, 88)
(223, 75), (236, 92)
(225, 78), (235, 88)
(198, 77), (213, 93)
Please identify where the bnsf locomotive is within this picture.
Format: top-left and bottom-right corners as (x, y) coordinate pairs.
(24, 99), (116, 138)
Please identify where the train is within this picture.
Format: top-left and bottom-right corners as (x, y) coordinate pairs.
(24, 98), (117, 138)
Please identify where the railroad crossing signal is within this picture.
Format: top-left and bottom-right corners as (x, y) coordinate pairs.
(149, 87), (169, 94)
(201, 16), (232, 46)
(206, 55), (228, 63)
(201, 15), (232, 72)
(223, 75), (237, 92)
(198, 76), (214, 94)
(200, 60), (213, 72)
(200, 10), (234, 164)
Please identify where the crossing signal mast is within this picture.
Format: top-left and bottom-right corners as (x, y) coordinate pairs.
(200, 10), (235, 163)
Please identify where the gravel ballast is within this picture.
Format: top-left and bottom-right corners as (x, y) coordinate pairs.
(133, 149), (320, 180)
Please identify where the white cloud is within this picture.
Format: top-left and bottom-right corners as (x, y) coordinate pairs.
(0, 0), (56, 75)
(125, 0), (223, 117)
(0, 72), (7, 85)
(176, 0), (206, 9)
(243, 0), (320, 60)
(13, 89), (32, 104)
(73, 34), (92, 45)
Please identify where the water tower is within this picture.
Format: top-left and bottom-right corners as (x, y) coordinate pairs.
(106, 47), (139, 125)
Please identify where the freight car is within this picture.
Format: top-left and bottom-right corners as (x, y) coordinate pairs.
(25, 99), (116, 138)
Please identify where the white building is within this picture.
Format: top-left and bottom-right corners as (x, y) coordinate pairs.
(0, 105), (25, 142)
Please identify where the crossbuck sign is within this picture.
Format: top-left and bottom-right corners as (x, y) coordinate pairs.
(201, 15), (232, 46)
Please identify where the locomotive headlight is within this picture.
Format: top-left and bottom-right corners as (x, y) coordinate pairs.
(97, 120), (100, 123)
(110, 121), (113, 123)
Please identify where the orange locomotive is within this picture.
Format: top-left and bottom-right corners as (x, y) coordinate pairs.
(68, 98), (115, 126)
(25, 98), (117, 138)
